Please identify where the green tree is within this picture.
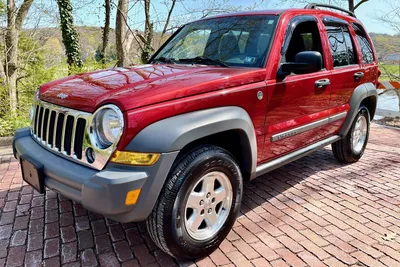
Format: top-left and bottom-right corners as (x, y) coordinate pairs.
(2, 0), (34, 115)
(57, 0), (83, 71)
(43, 37), (64, 66)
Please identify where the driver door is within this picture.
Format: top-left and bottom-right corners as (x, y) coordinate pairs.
(262, 16), (333, 161)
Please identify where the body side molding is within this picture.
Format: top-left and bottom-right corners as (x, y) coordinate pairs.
(271, 111), (347, 142)
(126, 106), (258, 178)
(339, 82), (377, 137)
(256, 135), (341, 177)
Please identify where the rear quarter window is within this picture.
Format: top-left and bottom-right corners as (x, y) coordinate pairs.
(326, 25), (350, 67)
(352, 24), (374, 64)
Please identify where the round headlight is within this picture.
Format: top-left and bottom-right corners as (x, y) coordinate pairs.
(92, 105), (124, 149)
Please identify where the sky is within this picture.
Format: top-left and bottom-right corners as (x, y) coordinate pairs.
(41, 0), (398, 35)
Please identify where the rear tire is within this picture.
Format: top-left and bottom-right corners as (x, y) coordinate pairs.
(146, 145), (243, 260)
(332, 106), (370, 163)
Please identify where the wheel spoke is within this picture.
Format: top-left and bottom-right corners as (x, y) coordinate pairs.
(184, 171), (233, 241)
(356, 119), (361, 130)
(362, 126), (367, 135)
(202, 174), (215, 194)
(351, 115), (368, 153)
(206, 211), (218, 226)
(188, 212), (204, 232)
(214, 188), (227, 204)
(187, 192), (204, 209)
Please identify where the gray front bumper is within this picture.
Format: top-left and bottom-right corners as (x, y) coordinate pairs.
(13, 128), (178, 222)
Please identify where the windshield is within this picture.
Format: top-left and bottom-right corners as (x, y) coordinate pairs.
(152, 15), (278, 68)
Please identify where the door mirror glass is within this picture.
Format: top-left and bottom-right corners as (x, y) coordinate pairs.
(280, 51), (323, 76)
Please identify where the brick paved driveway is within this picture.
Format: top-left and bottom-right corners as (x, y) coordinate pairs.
(1, 124), (400, 267)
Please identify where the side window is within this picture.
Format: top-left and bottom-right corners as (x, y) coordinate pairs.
(353, 24), (374, 64)
(326, 24), (357, 67)
(285, 21), (324, 67)
(342, 27), (357, 65)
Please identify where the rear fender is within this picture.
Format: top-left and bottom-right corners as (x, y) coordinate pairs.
(339, 82), (377, 137)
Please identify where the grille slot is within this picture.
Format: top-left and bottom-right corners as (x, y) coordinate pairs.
(48, 111), (56, 147)
(55, 113), (65, 150)
(64, 116), (74, 155)
(74, 118), (86, 159)
(42, 109), (49, 143)
(32, 101), (89, 160)
(37, 107), (44, 138)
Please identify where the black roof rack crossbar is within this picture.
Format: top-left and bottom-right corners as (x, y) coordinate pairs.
(304, 3), (356, 18)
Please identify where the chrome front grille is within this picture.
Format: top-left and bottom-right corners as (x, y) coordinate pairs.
(31, 100), (91, 160)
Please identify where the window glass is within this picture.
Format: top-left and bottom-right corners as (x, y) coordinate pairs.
(300, 33), (314, 51)
(257, 33), (271, 53)
(168, 29), (211, 59)
(153, 16), (278, 68)
(353, 24), (374, 64)
(222, 30), (250, 53)
(326, 25), (349, 67)
(284, 21), (324, 67)
(342, 27), (357, 65)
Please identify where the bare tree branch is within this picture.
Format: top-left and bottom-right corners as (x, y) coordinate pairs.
(15, 0), (34, 31)
(353, 0), (369, 11)
(161, 0), (177, 40)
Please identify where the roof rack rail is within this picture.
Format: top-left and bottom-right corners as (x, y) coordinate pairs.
(304, 3), (356, 18)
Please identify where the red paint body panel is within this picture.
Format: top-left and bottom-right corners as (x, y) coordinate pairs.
(37, 8), (378, 166)
(120, 81), (269, 162)
(40, 65), (266, 113)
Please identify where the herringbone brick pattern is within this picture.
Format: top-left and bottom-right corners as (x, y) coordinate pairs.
(0, 124), (399, 266)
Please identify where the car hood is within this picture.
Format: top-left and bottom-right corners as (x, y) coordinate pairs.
(39, 64), (266, 113)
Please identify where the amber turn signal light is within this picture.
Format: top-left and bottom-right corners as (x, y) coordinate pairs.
(125, 189), (141, 205)
(110, 151), (160, 166)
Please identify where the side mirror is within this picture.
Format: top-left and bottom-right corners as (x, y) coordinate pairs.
(279, 51), (323, 77)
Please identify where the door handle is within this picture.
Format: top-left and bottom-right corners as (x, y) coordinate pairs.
(315, 78), (330, 88)
(354, 72), (364, 79)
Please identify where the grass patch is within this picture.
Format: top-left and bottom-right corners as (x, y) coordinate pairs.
(379, 63), (400, 81)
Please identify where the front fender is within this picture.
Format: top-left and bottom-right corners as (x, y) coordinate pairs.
(125, 106), (257, 177)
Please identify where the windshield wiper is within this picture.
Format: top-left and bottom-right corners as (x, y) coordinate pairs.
(153, 57), (177, 64)
(179, 56), (229, 67)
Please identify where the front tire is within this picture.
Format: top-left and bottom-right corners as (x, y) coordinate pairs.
(146, 145), (243, 260)
(332, 106), (370, 163)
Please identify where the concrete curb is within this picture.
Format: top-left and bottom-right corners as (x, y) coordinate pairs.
(0, 136), (12, 146)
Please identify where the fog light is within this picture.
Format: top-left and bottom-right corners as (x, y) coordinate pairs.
(110, 151), (160, 166)
(86, 147), (96, 164)
(125, 189), (141, 205)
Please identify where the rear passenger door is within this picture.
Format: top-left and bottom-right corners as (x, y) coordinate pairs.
(352, 23), (379, 86)
(322, 18), (364, 119)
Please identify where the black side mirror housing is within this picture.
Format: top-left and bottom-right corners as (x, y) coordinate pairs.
(279, 51), (323, 77)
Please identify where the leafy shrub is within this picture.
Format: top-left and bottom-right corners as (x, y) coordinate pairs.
(0, 115), (30, 137)
(0, 34), (116, 137)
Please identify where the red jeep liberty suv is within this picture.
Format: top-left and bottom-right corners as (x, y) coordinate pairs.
(13, 4), (378, 259)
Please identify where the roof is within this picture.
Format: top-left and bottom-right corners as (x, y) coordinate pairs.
(195, 8), (361, 24)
